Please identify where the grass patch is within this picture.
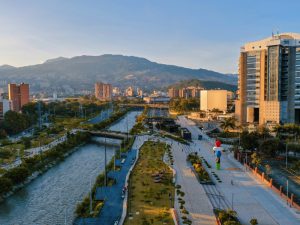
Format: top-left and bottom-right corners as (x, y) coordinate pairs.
(124, 141), (175, 225)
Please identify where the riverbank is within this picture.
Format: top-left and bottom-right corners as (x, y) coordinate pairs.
(0, 132), (91, 201)
(75, 136), (136, 219)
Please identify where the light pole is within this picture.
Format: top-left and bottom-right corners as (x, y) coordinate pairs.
(286, 142), (288, 169)
(90, 176), (93, 215)
(231, 193), (234, 210)
(114, 148), (116, 171)
(287, 179), (289, 204)
(126, 114), (129, 140)
(104, 134), (107, 187)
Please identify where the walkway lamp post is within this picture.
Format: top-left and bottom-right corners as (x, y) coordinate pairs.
(126, 114), (129, 140)
(287, 179), (289, 205)
(114, 148), (116, 171)
(286, 142), (288, 169)
(90, 176), (93, 215)
(104, 134), (107, 187)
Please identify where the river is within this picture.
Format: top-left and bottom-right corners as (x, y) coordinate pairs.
(0, 110), (141, 225)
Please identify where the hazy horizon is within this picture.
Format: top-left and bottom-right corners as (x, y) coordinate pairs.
(1, 0), (300, 73)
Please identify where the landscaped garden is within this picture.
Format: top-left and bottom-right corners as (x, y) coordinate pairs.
(214, 209), (241, 225)
(187, 153), (212, 184)
(124, 141), (175, 225)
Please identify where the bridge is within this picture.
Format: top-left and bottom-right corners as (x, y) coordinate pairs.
(119, 103), (169, 109)
(76, 129), (132, 140)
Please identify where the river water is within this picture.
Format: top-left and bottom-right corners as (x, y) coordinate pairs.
(0, 110), (141, 225)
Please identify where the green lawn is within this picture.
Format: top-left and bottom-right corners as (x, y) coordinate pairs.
(125, 141), (175, 225)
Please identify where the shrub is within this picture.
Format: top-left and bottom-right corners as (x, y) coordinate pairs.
(4, 166), (30, 185)
(0, 177), (13, 195)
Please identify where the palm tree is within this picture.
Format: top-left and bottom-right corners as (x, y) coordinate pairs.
(220, 117), (236, 132)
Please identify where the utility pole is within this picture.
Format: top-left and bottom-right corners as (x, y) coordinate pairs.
(38, 101), (42, 129)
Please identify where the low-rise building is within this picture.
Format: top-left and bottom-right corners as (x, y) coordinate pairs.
(143, 96), (170, 104)
(200, 90), (227, 112)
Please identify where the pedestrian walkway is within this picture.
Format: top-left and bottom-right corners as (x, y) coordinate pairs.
(170, 140), (216, 225)
(177, 116), (300, 225)
(74, 135), (146, 225)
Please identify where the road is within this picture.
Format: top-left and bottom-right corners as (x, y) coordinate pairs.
(177, 116), (300, 225)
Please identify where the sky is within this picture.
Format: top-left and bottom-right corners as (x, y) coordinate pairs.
(0, 0), (300, 73)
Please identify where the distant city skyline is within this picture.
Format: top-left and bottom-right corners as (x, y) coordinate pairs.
(1, 0), (300, 73)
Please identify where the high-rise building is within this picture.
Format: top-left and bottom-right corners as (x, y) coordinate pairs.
(8, 83), (29, 112)
(200, 90), (227, 112)
(125, 86), (135, 97)
(112, 87), (121, 96)
(179, 88), (192, 99)
(168, 88), (180, 98)
(95, 82), (112, 101)
(235, 33), (300, 125)
(137, 88), (143, 97)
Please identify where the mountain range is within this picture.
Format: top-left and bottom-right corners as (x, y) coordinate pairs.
(168, 79), (237, 92)
(0, 54), (237, 95)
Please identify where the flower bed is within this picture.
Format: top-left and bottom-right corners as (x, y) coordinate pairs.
(187, 153), (212, 184)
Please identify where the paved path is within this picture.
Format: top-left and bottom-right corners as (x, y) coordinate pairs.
(170, 141), (216, 225)
(177, 116), (300, 225)
(74, 135), (147, 225)
(1, 130), (77, 170)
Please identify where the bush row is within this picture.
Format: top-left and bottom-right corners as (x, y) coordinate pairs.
(187, 153), (211, 183)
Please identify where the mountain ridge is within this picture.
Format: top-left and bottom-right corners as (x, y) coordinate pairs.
(0, 54), (237, 95)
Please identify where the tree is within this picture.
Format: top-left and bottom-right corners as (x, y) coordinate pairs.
(0, 177), (13, 195)
(22, 137), (32, 149)
(220, 117), (236, 132)
(265, 164), (272, 176)
(250, 218), (258, 225)
(240, 131), (260, 151)
(258, 139), (282, 158)
(3, 111), (30, 135)
(0, 149), (13, 159)
(251, 152), (262, 166)
(4, 166), (30, 185)
(0, 129), (7, 139)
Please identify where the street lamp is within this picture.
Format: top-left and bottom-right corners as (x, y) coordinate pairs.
(286, 142), (288, 169)
(104, 134), (107, 187)
(90, 176), (93, 215)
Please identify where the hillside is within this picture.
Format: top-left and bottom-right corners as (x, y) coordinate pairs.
(0, 54), (237, 95)
(167, 79), (237, 92)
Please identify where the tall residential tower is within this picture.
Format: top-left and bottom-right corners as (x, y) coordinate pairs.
(235, 33), (300, 125)
(8, 83), (29, 112)
(95, 82), (112, 101)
